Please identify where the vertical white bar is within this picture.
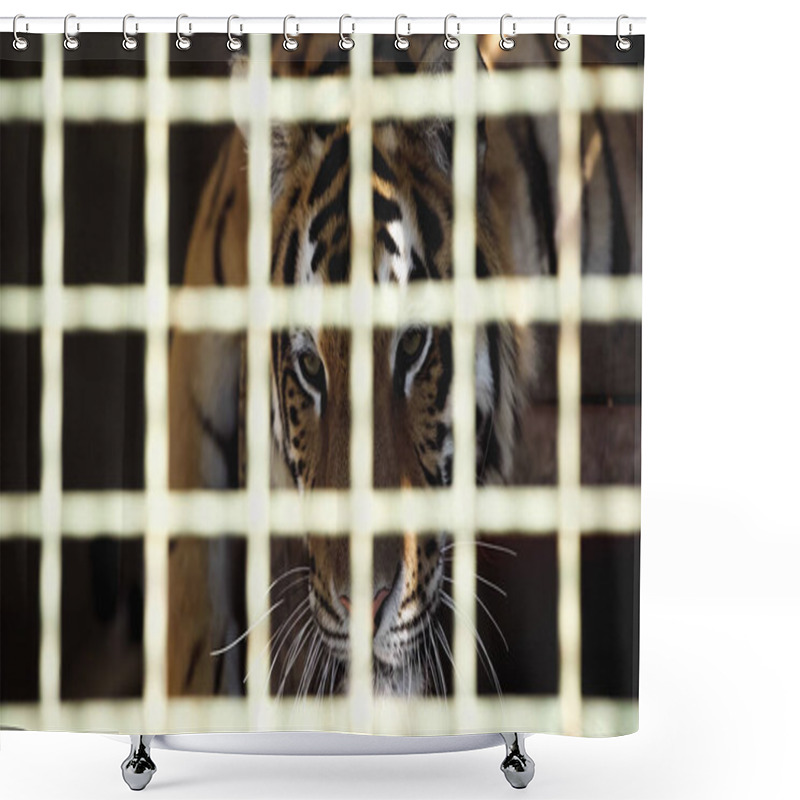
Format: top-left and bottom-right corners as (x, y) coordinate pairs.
(38, 33), (64, 730)
(244, 33), (272, 728)
(556, 37), (583, 736)
(451, 40), (479, 724)
(143, 33), (170, 733)
(348, 34), (374, 732)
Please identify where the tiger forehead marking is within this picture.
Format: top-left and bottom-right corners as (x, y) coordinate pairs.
(272, 125), (451, 288)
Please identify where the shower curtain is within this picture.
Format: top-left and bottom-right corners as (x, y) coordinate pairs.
(0, 26), (643, 738)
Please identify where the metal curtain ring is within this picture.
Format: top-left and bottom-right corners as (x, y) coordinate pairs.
(176, 14), (192, 50)
(444, 14), (460, 51)
(64, 13), (79, 51)
(394, 15), (410, 51)
(227, 15), (242, 51)
(554, 14), (570, 51)
(499, 14), (516, 50)
(12, 15), (28, 51)
(283, 15), (298, 51)
(122, 14), (138, 51)
(616, 14), (632, 51)
(339, 15), (354, 50)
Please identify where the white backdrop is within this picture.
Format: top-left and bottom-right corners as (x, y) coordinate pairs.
(1, 1), (798, 798)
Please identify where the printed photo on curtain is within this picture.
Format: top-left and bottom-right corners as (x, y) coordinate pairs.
(0, 24), (643, 742)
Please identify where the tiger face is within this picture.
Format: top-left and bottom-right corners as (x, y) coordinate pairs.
(264, 109), (523, 695)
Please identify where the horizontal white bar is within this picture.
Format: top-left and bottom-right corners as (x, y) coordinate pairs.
(0, 68), (643, 124)
(0, 276), (642, 331)
(0, 695), (636, 736)
(0, 487), (641, 538)
(0, 16), (646, 36)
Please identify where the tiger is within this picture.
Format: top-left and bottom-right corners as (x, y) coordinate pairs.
(167, 33), (638, 700)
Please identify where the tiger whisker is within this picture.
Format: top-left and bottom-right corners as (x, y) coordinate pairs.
(440, 589), (503, 697)
(277, 616), (316, 698)
(209, 598), (285, 657)
(265, 605), (312, 692)
(440, 541), (518, 558)
(263, 565), (310, 599)
(258, 599), (311, 690)
(441, 576), (509, 652)
(440, 568), (508, 598)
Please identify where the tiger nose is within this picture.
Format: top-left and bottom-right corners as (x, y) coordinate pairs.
(339, 588), (391, 630)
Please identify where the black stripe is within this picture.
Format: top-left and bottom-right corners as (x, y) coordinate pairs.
(213, 190), (236, 286)
(308, 133), (349, 206)
(475, 247), (490, 279)
(309, 180), (349, 242)
(373, 191), (402, 223)
(595, 113), (632, 275)
(313, 124), (338, 141)
(478, 428), (501, 484)
(282, 229), (299, 285)
(310, 241), (327, 273)
(486, 322), (501, 407)
(419, 460), (441, 487)
(287, 186), (302, 214)
(377, 228), (399, 256)
(327, 250), (349, 283)
(410, 249), (427, 281)
(435, 330), (453, 410)
(372, 146), (397, 185)
(331, 223), (347, 246)
(411, 186), (443, 260)
(511, 119), (557, 275)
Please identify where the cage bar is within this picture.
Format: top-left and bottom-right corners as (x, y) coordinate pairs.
(347, 32), (376, 731)
(556, 38), (584, 736)
(37, 33), (65, 731)
(141, 33), (171, 734)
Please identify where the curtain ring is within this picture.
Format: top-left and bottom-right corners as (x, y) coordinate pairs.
(122, 15), (138, 51)
(227, 15), (242, 51)
(554, 14), (570, 51)
(499, 14), (516, 51)
(64, 13), (79, 51)
(443, 14), (460, 51)
(283, 15), (299, 51)
(616, 15), (632, 52)
(12, 15), (29, 52)
(176, 14), (192, 51)
(339, 15), (355, 50)
(394, 15), (410, 51)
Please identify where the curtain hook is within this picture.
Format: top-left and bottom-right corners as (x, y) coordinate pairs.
(227, 15), (242, 51)
(554, 14), (570, 51)
(64, 13), (79, 51)
(283, 15), (299, 51)
(12, 15), (29, 51)
(122, 15), (138, 51)
(176, 13), (192, 51)
(616, 15), (632, 52)
(499, 14), (516, 51)
(394, 15), (410, 51)
(339, 15), (355, 50)
(443, 14), (460, 51)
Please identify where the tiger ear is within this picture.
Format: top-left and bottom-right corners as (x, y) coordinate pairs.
(410, 36), (488, 178)
(230, 54), (293, 201)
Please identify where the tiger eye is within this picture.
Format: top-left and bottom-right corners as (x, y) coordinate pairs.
(301, 351), (322, 377)
(401, 330), (423, 358)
